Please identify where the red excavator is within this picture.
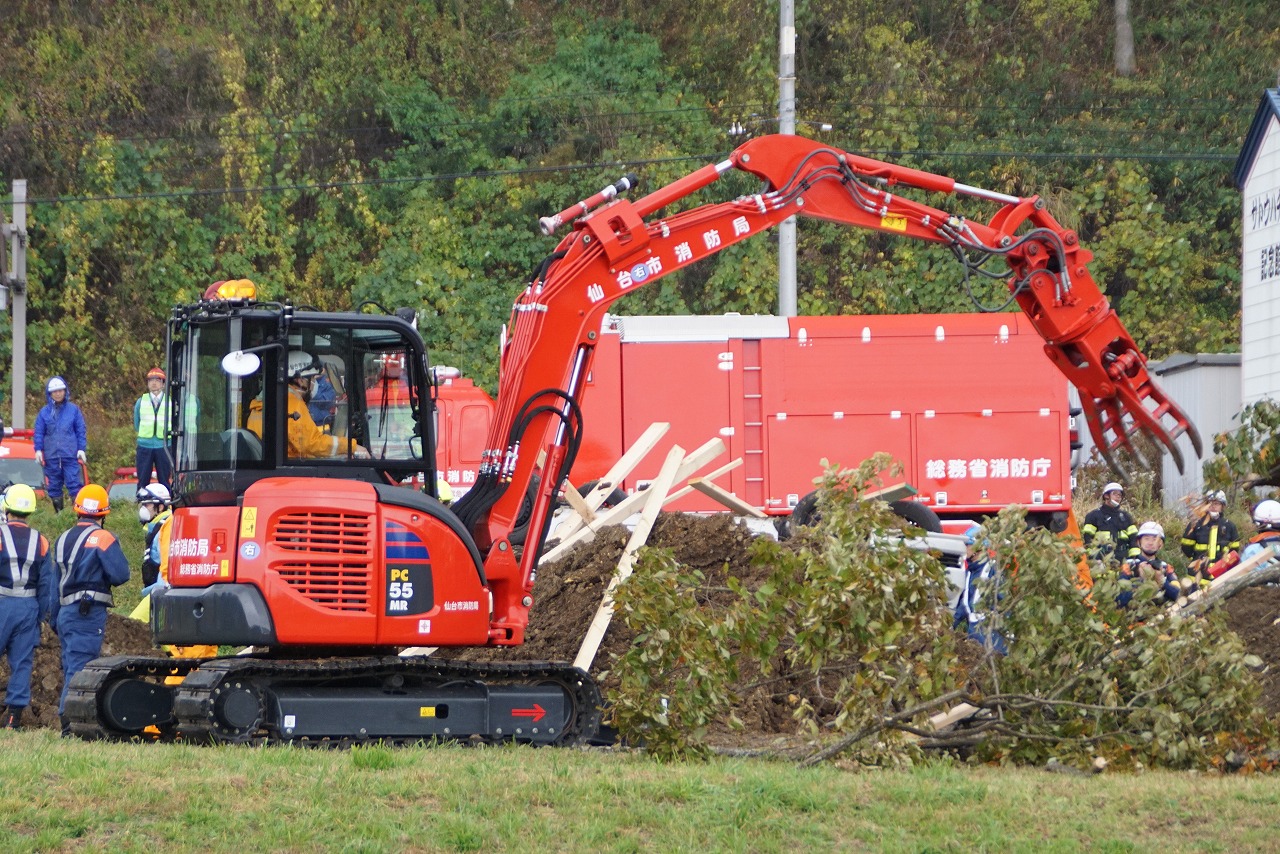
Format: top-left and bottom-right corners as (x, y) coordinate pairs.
(66, 134), (1199, 745)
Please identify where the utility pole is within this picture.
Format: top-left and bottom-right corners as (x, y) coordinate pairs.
(778, 0), (797, 317)
(1, 180), (29, 428)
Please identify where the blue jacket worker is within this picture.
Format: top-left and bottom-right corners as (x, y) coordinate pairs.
(133, 366), (172, 489)
(33, 376), (88, 513)
(51, 484), (130, 735)
(953, 524), (1008, 654)
(0, 484), (54, 730)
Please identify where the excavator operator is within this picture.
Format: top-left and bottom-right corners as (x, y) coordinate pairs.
(248, 350), (370, 460)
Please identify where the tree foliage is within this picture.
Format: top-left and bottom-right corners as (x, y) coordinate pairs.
(609, 462), (1274, 769)
(609, 455), (958, 763)
(0, 0), (1275, 470)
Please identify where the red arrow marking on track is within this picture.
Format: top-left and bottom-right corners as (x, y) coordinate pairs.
(512, 704), (546, 722)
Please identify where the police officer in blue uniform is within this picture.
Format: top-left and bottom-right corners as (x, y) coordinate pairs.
(51, 484), (130, 735)
(0, 484), (55, 729)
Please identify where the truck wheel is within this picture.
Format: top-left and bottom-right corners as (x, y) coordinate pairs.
(888, 500), (943, 533)
(790, 491), (821, 530)
(577, 480), (626, 508)
(786, 492), (942, 535)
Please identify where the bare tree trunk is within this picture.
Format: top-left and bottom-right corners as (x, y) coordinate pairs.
(1115, 0), (1136, 77)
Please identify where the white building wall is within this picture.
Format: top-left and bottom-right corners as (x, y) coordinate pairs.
(1153, 360), (1242, 505)
(1241, 112), (1280, 403)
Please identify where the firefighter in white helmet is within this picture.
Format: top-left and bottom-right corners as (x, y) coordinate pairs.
(1081, 481), (1139, 565)
(247, 351), (370, 460)
(1118, 521), (1180, 608)
(1241, 500), (1280, 565)
(1179, 489), (1241, 582)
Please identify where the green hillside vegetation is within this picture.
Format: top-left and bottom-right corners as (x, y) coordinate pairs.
(1, 0), (1276, 475)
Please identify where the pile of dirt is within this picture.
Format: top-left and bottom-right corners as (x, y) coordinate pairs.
(437, 512), (767, 671)
(1224, 586), (1280, 715)
(6, 513), (1280, 738)
(0, 614), (159, 730)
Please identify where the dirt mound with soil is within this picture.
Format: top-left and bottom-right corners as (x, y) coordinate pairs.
(1224, 586), (1280, 715)
(6, 513), (1280, 736)
(439, 511), (767, 673)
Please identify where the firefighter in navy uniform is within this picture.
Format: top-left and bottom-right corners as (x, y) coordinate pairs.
(0, 484), (55, 729)
(1180, 490), (1241, 581)
(1118, 521), (1181, 608)
(51, 484), (130, 735)
(1081, 482), (1139, 565)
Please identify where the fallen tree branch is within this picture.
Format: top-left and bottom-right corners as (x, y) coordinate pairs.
(797, 689), (970, 768)
(1180, 564), (1280, 617)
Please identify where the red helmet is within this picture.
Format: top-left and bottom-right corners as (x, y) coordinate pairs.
(146, 367), (165, 382)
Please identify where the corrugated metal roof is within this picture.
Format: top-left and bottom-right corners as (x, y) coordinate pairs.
(1150, 352), (1242, 376)
(1233, 89), (1280, 189)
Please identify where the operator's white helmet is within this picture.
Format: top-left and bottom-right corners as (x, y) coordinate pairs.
(1102, 482), (1124, 497)
(1205, 490), (1227, 504)
(287, 350), (322, 382)
(1137, 521), (1165, 541)
(1254, 500), (1280, 529)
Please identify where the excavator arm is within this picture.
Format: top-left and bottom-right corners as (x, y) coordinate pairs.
(452, 133), (1200, 644)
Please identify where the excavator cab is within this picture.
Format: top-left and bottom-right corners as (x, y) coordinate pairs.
(168, 299), (441, 504)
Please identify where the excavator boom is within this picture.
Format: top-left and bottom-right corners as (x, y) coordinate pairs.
(452, 135), (1199, 642)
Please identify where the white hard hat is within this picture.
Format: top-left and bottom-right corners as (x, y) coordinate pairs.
(46, 376), (67, 393)
(1206, 490), (1227, 504)
(1102, 482), (1124, 496)
(138, 483), (171, 504)
(1254, 499), (1280, 528)
(1137, 521), (1164, 540)
(287, 350), (322, 381)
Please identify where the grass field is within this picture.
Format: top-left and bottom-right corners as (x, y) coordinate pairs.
(2, 731), (1277, 853)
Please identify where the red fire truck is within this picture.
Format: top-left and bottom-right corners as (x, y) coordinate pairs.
(430, 311), (1079, 532)
(566, 312), (1079, 532)
(347, 358), (493, 501)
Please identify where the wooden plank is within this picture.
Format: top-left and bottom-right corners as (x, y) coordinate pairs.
(928, 702), (979, 732)
(540, 488), (652, 565)
(687, 477), (767, 518)
(560, 480), (597, 526)
(665, 457), (743, 503)
(540, 438), (728, 565)
(399, 646), (437, 657)
(573, 445), (685, 672)
(550, 422), (670, 542)
(865, 482), (917, 502)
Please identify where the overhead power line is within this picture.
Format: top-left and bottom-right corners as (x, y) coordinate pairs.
(12, 146), (1237, 209)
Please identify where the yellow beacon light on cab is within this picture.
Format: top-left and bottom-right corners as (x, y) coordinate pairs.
(217, 279), (257, 299)
(204, 278), (258, 300)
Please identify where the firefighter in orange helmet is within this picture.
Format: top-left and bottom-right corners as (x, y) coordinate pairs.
(51, 484), (130, 735)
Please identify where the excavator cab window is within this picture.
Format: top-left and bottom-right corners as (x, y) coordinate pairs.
(170, 306), (436, 498)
